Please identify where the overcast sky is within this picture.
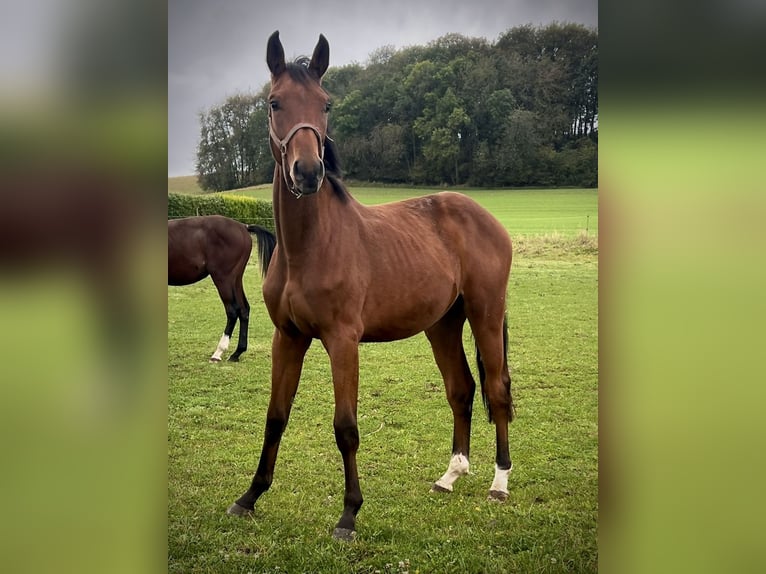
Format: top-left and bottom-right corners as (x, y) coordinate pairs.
(169, 0), (597, 177)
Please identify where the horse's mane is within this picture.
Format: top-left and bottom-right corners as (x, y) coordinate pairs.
(285, 58), (349, 203)
(284, 57), (315, 85)
(322, 133), (348, 203)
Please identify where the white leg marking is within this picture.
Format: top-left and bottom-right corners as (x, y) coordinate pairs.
(210, 333), (230, 362)
(433, 454), (469, 492)
(489, 463), (513, 495)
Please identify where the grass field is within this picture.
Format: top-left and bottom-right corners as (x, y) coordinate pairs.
(168, 175), (205, 195)
(168, 186), (598, 572)
(167, 176), (598, 237)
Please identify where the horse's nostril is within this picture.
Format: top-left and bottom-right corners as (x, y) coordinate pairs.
(292, 160), (303, 181)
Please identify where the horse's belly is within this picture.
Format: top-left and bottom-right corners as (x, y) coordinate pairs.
(360, 323), (429, 342)
(168, 259), (207, 286)
(265, 262), (459, 342)
(360, 282), (458, 342)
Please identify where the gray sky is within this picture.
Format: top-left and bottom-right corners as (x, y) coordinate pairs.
(169, 0), (597, 176)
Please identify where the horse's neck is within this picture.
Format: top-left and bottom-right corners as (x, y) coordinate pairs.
(272, 177), (339, 261)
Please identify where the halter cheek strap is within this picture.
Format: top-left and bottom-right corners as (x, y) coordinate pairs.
(269, 121), (326, 199)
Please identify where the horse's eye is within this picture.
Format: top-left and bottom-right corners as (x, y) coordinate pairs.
(324, 101), (332, 113)
(269, 100), (279, 111)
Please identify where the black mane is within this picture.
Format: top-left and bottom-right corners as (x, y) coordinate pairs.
(284, 57), (315, 85)
(322, 134), (348, 203)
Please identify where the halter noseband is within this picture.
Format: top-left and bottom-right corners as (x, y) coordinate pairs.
(269, 118), (326, 199)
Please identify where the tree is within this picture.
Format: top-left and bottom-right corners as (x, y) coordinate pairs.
(413, 88), (470, 184)
(323, 63), (364, 100)
(337, 123), (408, 182)
(195, 24), (597, 189)
(196, 94), (272, 191)
(499, 110), (543, 186)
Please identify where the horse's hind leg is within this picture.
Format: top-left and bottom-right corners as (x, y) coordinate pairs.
(210, 277), (238, 362)
(425, 298), (476, 494)
(466, 303), (513, 501)
(228, 329), (312, 515)
(227, 272), (250, 362)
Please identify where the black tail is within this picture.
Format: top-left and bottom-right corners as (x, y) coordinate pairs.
(476, 314), (514, 423)
(246, 224), (276, 277)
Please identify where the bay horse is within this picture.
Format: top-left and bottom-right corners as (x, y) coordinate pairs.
(168, 215), (275, 362)
(227, 31), (514, 541)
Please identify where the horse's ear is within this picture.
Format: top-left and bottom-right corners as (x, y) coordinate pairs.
(267, 30), (286, 77)
(309, 34), (329, 81)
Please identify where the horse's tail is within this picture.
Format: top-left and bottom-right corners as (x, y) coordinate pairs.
(476, 314), (515, 423)
(246, 224), (276, 277)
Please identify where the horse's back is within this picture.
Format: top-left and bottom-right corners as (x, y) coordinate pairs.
(367, 191), (511, 270)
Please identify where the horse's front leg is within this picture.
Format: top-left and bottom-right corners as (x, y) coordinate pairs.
(227, 328), (311, 515)
(323, 333), (363, 541)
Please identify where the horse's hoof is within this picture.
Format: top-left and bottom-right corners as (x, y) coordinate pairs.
(227, 355), (240, 362)
(226, 502), (253, 517)
(209, 357), (222, 363)
(332, 527), (356, 542)
(431, 482), (451, 494)
(488, 490), (508, 502)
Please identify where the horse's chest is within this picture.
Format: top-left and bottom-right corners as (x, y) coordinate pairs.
(267, 276), (343, 336)
(284, 284), (315, 324)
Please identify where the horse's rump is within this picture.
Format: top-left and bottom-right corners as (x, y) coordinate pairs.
(167, 216), (253, 286)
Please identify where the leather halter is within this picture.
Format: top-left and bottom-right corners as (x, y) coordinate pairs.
(268, 117), (326, 199)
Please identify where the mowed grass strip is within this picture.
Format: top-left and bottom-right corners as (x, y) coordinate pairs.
(168, 188), (598, 573)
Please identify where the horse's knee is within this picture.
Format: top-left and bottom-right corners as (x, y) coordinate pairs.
(265, 416), (288, 445)
(333, 419), (359, 451)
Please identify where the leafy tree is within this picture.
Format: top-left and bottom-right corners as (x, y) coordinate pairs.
(323, 64), (364, 100)
(333, 89), (365, 138)
(498, 109), (542, 186)
(196, 93), (271, 191)
(197, 23), (597, 189)
(413, 88), (471, 184)
(337, 123), (408, 182)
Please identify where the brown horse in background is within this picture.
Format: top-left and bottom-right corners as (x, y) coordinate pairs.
(168, 215), (275, 362)
(227, 31), (514, 540)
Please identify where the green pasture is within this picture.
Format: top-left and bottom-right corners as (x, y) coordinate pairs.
(220, 184), (598, 238)
(167, 176), (598, 237)
(168, 187), (598, 572)
(168, 175), (206, 195)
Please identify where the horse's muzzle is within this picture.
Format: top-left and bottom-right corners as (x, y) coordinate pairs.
(291, 158), (325, 196)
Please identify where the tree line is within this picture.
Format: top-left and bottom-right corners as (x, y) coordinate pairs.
(196, 23), (597, 191)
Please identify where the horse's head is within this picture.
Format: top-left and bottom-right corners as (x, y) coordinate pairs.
(267, 31), (330, 197)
